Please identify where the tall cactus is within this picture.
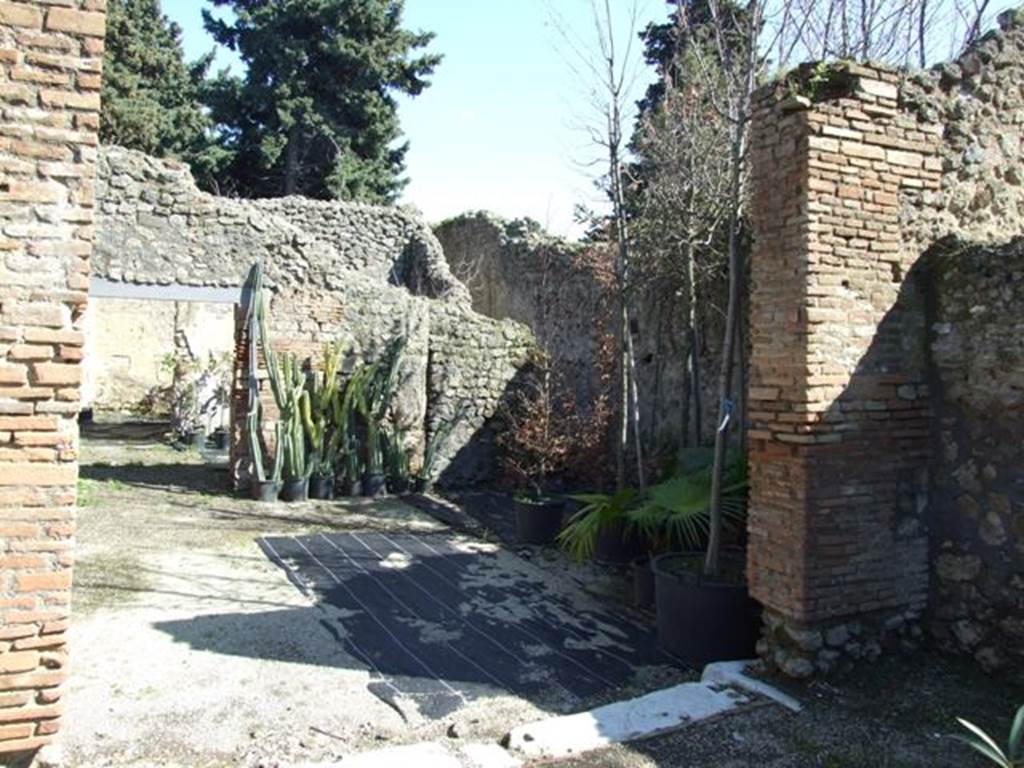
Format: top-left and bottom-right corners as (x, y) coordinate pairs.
(246, 264), (274, 482)
(304, 342), (344, 476)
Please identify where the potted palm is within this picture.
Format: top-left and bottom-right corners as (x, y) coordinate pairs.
(558, 487), (640, 562)
(629, 458), (757, 665)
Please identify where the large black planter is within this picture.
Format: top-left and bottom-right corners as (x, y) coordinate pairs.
(412, 477), (429, 494)
(515, 499), (564, 545)
(309, 473), (335, 500)
(593, 519), (643, 564)
(211, 429), (229, 451)
(281, 477), (309, 502)
(363, 472), (387, 498)
(652, 552), (760, 667)
(632, 556), (656, 609)
(251, 479), (281, 503)
(345, 480), (363, 497)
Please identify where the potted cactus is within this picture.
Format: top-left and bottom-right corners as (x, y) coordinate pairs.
(304, 342), (344, 500)
(275, 354), (313, 502)
(245, 263), (283, 502)
(384, 425), (411, 494)
(413, 412), (460, 493)
(355, 338), (405, 498)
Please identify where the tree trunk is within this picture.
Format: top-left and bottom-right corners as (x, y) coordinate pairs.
(284, 125), (300, 197)
(705, 0), (759, 579)
(686, 240), (703, 447)
(625, 310), (646, 490)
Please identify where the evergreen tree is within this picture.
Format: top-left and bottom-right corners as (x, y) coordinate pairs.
(101, 0), (213, 164)
(203, 0), (441, 202)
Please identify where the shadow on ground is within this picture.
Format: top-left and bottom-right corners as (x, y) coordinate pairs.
(155, 530), (683, 719)
(80, 461), (229, 495)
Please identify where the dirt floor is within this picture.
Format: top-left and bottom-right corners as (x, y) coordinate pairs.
(65, 421), (1020, 768)
(68, 423), (683, 767)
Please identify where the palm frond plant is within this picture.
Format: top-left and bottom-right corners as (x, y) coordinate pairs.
(558, 487), (640, 561)
(955, 705), (1024, 768)
(628, 460), (749, 553)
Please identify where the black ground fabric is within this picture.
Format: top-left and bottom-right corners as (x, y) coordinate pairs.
(262, 531), (678, 717)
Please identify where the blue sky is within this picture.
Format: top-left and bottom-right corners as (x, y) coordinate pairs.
(167, 0), (664, 238)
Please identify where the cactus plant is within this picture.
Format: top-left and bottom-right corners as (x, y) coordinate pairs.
(245, 263), (285, 485)
(303, 342), (345, 477)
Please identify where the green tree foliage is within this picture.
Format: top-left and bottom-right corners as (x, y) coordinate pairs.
(202, 0), (441, 202)
(101, 0), (213, 166)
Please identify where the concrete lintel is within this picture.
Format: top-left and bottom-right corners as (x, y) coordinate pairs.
(89, 277), (241, 304)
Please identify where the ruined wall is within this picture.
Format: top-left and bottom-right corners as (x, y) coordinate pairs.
(747, 8), (1024, 678)
(903, 8), (1024, 250)
(85, 297), (234, 415)
(0, 0), (105, 758)
(436, 212), (725, 462)
(94, 147), (532, 487)
(926, 237), (1024, 676)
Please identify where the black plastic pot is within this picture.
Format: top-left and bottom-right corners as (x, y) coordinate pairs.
(515, 499), (564, 545)
(652, 552), (761, 667)
(389, 477), (410, 495)
(212, 429), (229, 450)
(309, 473), (335, 500)
(412, 477), (429, 494)
(632, 556), (656, 609)
(363, 472), (387, 498)
(252, 480), (281, 503)
(281, 477), (310, 502)
(345, 480), (363, 497)
(593, 519), (643, 564)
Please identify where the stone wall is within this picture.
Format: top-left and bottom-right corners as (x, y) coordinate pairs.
(436, 212), (726, 462)
(747, 8), (1024, 678)
(926, 237), (1024, 675)
(94, 147), (532, 488)
(0, 0), (105, 759)
(84, 296), (234, 417)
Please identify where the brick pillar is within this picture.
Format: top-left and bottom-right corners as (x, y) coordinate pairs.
(746, 64), (941, 677)
(0, 0), (105, 758)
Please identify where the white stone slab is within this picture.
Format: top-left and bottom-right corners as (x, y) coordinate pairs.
(341, 742), (462, 768)
(459, 742), (523, 767)
(504, 682), (748, 760)
(701, 660), (803, 713)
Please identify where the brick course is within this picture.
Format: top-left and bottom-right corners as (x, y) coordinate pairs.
(0, 0), (104, 758)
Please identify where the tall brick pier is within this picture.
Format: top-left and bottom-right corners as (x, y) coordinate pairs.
(0, 0), (105, 759)
(745, 64), (944, 675)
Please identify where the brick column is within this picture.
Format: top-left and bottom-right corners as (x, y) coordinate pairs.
(0, 0), (105, 758)
(746, 64), (941, 676)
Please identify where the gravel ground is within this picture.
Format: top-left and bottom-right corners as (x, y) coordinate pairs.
(63, 421), (1021, 768)
(66, 423), (680, 767)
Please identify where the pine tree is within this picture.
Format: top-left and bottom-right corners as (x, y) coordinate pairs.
(203, 0), (442, 203)
(101, 0), (213, 165)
